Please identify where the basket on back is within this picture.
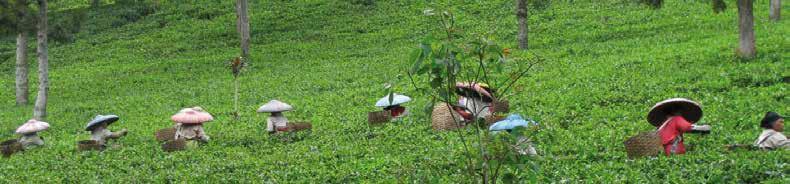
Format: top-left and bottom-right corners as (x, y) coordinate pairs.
(482, 115), (506, 128)
(162, 139), (187, 152)
(431, 103), (466, 131)
(287, 122), (312, 132)
(368, 111), (392, 125)
(1, 139), (22, 158)
(623, 131), (662, 159)
(155, 127), (177, 142)
(492, 100), (510, 113)
(77, 140), (104, 151)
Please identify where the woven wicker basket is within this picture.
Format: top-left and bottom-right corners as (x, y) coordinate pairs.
(287, 122), (313, 132)
(623, 132), (663, 159)
(492, 100), (510, 113)
(431, 103), (465, 131)
(1, 139), (22, 158)
(368, 111), (392, 125)
(155, 127), (176, 142)
(483, 115), (506, 127)
(77, 140), (104, 151)
(162, 139), (187, 152)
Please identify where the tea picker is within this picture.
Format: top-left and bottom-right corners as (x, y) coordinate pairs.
(374, 93), (411, 118)
(489, 114), (539, 156)
(753, 112), (788, 150)
(172, 107), (213, 142)
(86, 115), (128, 145)
(258, 100), (294, 134)
(648, 98), (712, 156)
(455, 82), (496, 119)
(15, 119), (50, 149)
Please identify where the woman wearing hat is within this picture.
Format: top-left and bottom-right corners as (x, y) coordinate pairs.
(456, 82), (496, 119)
(754, 112), (788, 150)
(648, 98), (712, 156)
(85, 115), (128, 145)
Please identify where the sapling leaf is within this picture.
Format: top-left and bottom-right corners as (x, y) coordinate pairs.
(388, 91), (394, 105)
(409, 48), (425, 74)
(438, 90), (449, 101)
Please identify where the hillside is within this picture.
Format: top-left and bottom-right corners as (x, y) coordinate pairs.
(0, 0), (787, 182)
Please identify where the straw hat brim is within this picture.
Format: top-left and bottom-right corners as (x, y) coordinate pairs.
(85, 115), (120, 131)
(647, 98), (702, 127)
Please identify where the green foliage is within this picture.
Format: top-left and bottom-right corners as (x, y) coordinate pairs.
(49, 8), (87, 43)
(0, 0), (787, 183)
(639, 0), (663, 9)
(0, 0), (36, 35)
(712, 0), (727, 14)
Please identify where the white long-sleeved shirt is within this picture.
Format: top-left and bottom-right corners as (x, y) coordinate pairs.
(754, 129), (789, 150)
(459, 97), (492, 118)
(266, 115), (289, 132)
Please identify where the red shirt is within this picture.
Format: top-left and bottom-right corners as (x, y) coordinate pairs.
(657, 116), (694, 156)
(389, 106), (406, 117)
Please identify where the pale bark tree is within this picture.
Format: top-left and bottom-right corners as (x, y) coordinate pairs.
(236, 0), (250, 59)
(233, 0), (250, 119)
(16, 32), (28, 105)
(770, 0), (781, 21)
(737, 0), (756, 58)
(33, 0), (48, 121)
(516, 0), (528, 50)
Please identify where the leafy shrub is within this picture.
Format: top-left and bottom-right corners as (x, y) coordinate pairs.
(49, 9), (87, 43)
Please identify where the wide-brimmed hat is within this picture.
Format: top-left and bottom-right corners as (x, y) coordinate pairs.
(15, 119), (50, 135)
(375, 93), (411, 107)
(489, 114), (538, 131)
(647, 98), (702, 127)
(171, 109), (213, 125)
(455, 82), (495, 102)
(257, 100), (293, 113)
(85, 115), (120, 131)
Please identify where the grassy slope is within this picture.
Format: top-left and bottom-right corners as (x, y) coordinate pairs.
(0, 0), (787, 182)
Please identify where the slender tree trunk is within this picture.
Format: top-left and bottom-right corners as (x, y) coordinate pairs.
(516, 0), (528, 50)
(91, 0), (100, 8)
(33, 0), (48, 121)
(234, 78), (239, 119)
(236, 0), (251, 59)
(737, 0), (756, 59)
(16, 32), (29, 105)
(770, 0), (781, 21)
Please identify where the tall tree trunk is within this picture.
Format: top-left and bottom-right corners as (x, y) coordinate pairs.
(236, 0), (251, 59)
(516, 0), (528, 50)
(737, 0), (756, 59)
(770, 0), (781, 21)
(33, 0), (48, 121)
(91, 0), (100, 8)
(15, 32), (29, 105)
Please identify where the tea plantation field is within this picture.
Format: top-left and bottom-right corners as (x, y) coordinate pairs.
(0, 0), (787, 183)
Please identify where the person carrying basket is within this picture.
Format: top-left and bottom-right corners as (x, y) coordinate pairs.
(648, 98), (712, 156)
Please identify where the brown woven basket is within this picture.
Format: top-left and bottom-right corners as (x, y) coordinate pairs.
(368, 111), (392, 125)
(431, 103), (465, 131)
(623, 132), (663, 159)
(155, 127), (176, 142)
(287, 122), (313, 132)
(492, 100), (510, 113)
(162, 139), (187, 152)
(1, 139), (22, 158)
(484, 115), (506, 127)
(77, 140), (104, 151)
